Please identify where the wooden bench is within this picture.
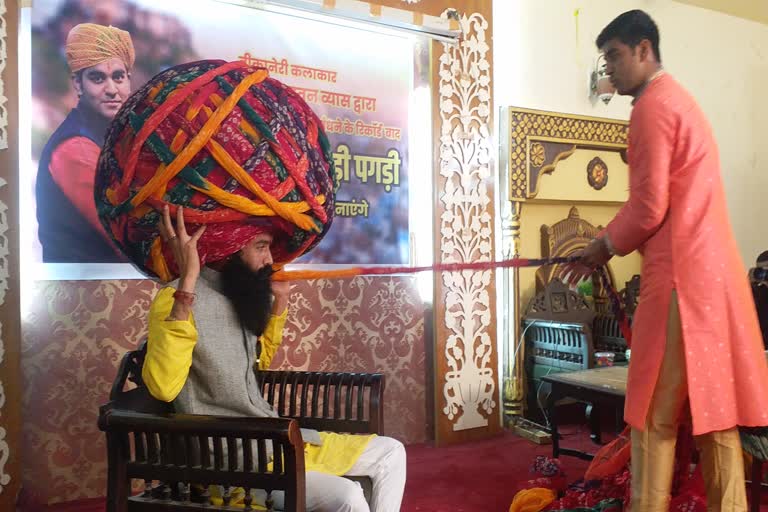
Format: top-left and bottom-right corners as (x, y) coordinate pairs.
(99, 342), (384, 511)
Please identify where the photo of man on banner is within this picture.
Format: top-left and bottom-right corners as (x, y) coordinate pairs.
(27, 0), (414, 279)
(36, 22), (133, 263)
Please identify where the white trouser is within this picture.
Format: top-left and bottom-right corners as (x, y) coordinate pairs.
(261, 435), (407, 512)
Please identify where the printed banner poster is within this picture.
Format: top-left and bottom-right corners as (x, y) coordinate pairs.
(27, 0), (412, 279)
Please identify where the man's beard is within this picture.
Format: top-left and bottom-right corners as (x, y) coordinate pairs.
(219, 256), (274, 338)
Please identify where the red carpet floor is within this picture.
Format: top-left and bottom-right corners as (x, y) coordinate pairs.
(401, 427), (593, 512)
(28, 423), (768, 511)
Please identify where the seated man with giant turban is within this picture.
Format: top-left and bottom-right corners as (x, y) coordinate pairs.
(143, 205), (406, 512)
(36, 23), (134, 263)
(94, 59), (407, 512)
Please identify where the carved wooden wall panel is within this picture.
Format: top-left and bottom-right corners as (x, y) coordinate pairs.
(0, 1), (21, 509)
(499, 108), (629, 421)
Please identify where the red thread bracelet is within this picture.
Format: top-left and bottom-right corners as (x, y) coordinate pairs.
(173, 290), (196, 307)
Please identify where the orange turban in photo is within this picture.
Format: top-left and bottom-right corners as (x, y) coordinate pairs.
(65, 23), (135, 73)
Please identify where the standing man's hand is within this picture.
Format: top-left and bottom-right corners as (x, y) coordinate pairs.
(563, 237), (613, 287)
(271, 280), (292, 316)
(581, 236), (613, 269)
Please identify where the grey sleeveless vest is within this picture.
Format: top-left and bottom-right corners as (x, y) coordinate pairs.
(172, 267), (320, 444)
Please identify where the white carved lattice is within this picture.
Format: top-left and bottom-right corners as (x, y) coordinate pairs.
(438, 12), (495, 431)
(0, 0), (7, 149)
(0, 180), (8, 494)
(0, 0), (10, 488)
(0, 174), (8, 492)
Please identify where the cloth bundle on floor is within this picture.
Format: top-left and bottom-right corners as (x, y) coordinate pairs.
(95, 59), (336, 281)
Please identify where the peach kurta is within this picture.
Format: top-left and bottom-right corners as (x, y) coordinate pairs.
(606, 74), (768, 435)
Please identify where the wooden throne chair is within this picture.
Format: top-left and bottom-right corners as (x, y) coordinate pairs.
(522, 207), (639, 434)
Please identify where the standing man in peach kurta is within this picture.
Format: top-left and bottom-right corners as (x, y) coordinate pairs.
(569, 9), (768, 512)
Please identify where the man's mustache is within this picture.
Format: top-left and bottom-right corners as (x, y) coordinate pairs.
(254, 265), (274, 281)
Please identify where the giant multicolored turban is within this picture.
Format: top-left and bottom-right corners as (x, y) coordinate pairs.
(94, 60), (336, 282)
(66, 23), (136, 73)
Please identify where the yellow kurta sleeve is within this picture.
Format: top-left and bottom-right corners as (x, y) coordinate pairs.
(142, 287), (198, 402)
(257, 308), (288, 370)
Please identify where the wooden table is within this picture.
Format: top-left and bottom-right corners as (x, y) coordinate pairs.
(542, 366), (627, 460)
(542, 355), (768, 510)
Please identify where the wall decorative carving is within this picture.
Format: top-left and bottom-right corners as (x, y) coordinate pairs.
(0, 0), (24, 510)
(436, 10), (497, 433)
(499, 108), (629, 422)
(504, 109), (628, 201)
(0, 0), (7, 150)
(0, 0), (13, 501)
(0, 176), (9, 494)
(587, 156), (608, 191)
(529, 142), (545, 168)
